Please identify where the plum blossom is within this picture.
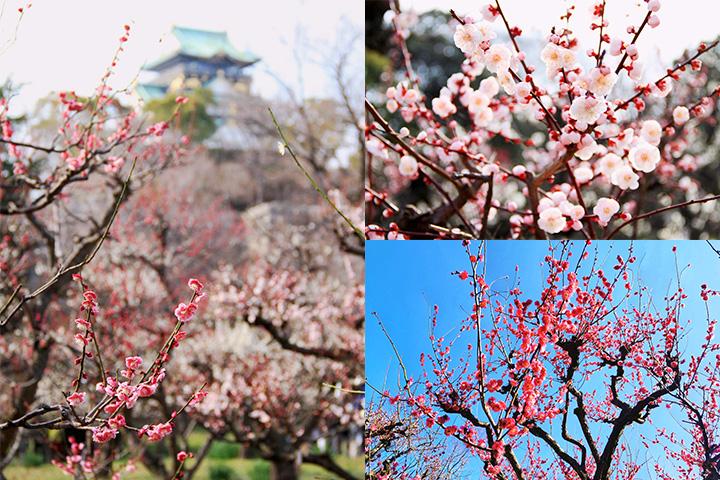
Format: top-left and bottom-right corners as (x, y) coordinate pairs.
(630, 143), (661, 172)
(598, 152), (624, 177)
(125, 356), (142, 370)
(587, 68), (618, 96)
(466, 90), (490, 114)
(92, 426), (118, 443)
(81, 291), (99, 314)
(104, 156), (124, 173)
(673, 106), (690, 125)
(367, 0), (720, 240)
(538, 207), (566, 234)
(559, 201), (584, 221)
(497, 69), (517, 95)
(188, 278), (204, 293)
(66, 391), (86, 406)
(108, 415), (126, 429)
(140, 422), (173, 442)
(398, 155), (419, 177)
(648, 14), (660, 28)
(609, 38), (624, 56)
(474, 107), (494, 126)
(479, 76), (500, 97)
(611, 165), (640, 190)
(640, 120), (663, 146)
(541, 43), (576, 73)
(453, 22), (494, 55)
(574, 163), (594, 183)
(575, 138), (602, 160)
(569, 96), (606, 124)
(594, 197), (620, 225)
(174, 302), (198, 323)
(146, 121), (168, 137)
(432, 93), (457, 118)
(484, 44), (512, 73)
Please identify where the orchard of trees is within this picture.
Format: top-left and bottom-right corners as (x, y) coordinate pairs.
(0, 5), (364, 480)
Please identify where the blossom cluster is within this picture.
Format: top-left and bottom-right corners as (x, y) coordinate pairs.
(60, 277), (209, 453)
(366, 0), (720, 239)
(373, 241), (720, 478)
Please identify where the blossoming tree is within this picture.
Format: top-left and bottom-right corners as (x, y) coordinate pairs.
(366, 1), (720, 239)
(1, 10), (364, 480)
(370, 240), (720, 479)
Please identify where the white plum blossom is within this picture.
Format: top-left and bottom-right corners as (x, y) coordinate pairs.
(569, 96), (606, 124)
(541, 43), (576, 74)
(398, 155), (419, 177)
(393, 10), (419, 38)
(609, 38), (623, 56)
(575, 138), (602, 160)
(515, 81), (532, 102)
(629, 143), (661, 172)
(367, 0), (717, 239)
(559, 200), (585, 221)
(432, 94), (457, 118)
(549, 190), (567, 205)
(628, 60), (644, 82)
(594, 197), (620, 225)
(367, 138), (389, 160)
(640, 120), (662, 145)
(587, 68), (618, 97)
(474, 107), (494, 126)
(614, 128), (635, 150)
(447, 72), (469, 94)
(611, 165), (640, 190)
(453, 22), (495, 55)
(479, 76), (500, 97)
(598, 153), (623, 177)
(480, 4), (498, 21)
(497, 69), (516, 94)
(454, 23), (483, 55)
(538, 207), (566, 234)
(648, 14), (660, 28)
(485, 44), (512, 73)
(511, 165), (526, 177)
(673, 106), (690, 126)
(574, 162), (594, 183)
(467, 90), (490, 114)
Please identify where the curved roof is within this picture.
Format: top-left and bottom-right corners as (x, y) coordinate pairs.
(146, 26), (260, 70)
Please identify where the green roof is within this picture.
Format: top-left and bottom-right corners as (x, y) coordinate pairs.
(146, 26), (259, 69)
(135, 83), (168, 101)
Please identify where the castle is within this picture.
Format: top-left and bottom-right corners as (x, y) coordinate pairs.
(137, 26), (264, 151)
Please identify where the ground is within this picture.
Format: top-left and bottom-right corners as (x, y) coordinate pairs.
(4, 431), (363, 480)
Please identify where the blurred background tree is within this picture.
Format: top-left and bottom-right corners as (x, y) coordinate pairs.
(145, 87), (217, 142)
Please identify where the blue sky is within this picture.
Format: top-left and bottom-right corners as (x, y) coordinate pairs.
(367, 240), (720, 476)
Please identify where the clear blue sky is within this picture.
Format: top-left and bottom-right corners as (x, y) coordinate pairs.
(367, 240), (720, 477)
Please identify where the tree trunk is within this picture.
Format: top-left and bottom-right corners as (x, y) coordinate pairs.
(0, 341), (51, 463)
(270, 457), (300, 480)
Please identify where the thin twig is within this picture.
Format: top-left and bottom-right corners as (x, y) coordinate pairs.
(269, 108), (365, 241)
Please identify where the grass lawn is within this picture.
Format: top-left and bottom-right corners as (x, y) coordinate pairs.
(6, 455), (363, 479)
(6, 429), (362, 479)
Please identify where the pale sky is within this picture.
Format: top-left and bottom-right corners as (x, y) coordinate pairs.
(0, 0), (362, 111)
(400, 0), (719, 68)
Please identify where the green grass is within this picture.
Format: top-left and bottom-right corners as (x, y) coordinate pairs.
(5, 456), (363, 480)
